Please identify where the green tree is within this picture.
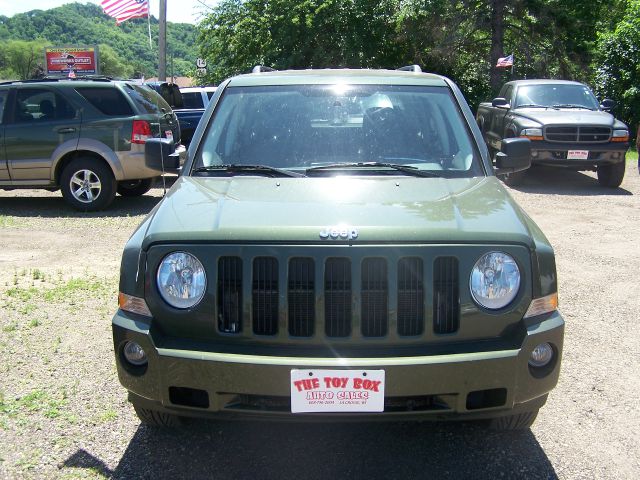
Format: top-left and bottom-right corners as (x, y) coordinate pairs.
(0, 39), (47, 80)
(594, 0), (640, 132)
(98, 44), (133, 78)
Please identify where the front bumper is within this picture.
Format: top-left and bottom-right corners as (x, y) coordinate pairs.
(112, 310), (564, 421)
(528, 140), (627, 168)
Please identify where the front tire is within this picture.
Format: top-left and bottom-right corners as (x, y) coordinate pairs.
(117, 178), (155, 197)
(487, 409), (538, 430)
(133, 404), (184, 428)
(597, 161), (625, 188)
(60, 158), (116, 211)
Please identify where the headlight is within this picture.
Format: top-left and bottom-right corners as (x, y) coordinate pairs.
(470, 252), (520, 309)
(520, 128), (543, 140)
(157, 251), (207, 309)
(612, 129), (629, 142)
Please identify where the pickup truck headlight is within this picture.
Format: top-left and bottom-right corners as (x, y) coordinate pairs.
(470, 252), (520, 309)
(520, 128), (543, 140)
(612, 129), (629, 142)
(157, 252), (207, 309)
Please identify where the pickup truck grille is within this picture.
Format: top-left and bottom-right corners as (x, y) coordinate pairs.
(544, 126), (611, 143)
(217, 255), (459, 338)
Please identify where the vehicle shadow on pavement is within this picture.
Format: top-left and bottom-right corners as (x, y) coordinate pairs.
(0, 192), (164, 218)
(62, 420), (557, 479)
(507, 165), (633, 196)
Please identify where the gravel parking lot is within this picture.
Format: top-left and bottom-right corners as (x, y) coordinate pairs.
(1, 163), (638, 479)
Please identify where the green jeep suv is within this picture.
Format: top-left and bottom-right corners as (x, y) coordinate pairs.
(0, 77), (180, 210)
(113, 67), (564, 429)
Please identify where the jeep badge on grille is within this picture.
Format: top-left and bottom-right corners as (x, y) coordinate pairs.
(319, 226), (359, 240)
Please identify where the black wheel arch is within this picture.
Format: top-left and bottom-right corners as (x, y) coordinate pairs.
(54, 150), (114, 186)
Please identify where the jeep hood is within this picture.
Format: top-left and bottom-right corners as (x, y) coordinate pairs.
(138, 176), (537, 247)
(514, 108), (620, 127)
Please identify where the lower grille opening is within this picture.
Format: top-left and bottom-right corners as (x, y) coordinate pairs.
(465, 388), (507, 410)
(223, 394), (451, 413)
(169, 386), (210, 409)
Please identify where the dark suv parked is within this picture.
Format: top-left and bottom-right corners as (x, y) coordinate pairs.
(0, 77), (181, 210)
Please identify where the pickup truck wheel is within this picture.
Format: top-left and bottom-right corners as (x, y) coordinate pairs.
(133, 404), (184, 428)
(498, 169), (526, 187)
(117, 178), (155, 197)
(487, 409), (538, 430)
(597, 161), (625, 188)
(60, 158), (116, 211)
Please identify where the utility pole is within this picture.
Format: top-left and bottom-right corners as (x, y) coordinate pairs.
(158, 0), (167, 81)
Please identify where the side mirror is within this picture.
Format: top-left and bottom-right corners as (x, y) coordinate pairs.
(492, 97), (510, 109)
(494, 138), (531, 174)
(600, 98), (615, 111)
(145, 138), (180, 171)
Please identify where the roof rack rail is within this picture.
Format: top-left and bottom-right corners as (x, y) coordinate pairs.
(252, 65), (276, 73)
(397, 65), (422, 73)
(0, 75), (116, 85)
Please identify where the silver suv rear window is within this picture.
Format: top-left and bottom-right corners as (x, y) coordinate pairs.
(123, 84), (171, 114)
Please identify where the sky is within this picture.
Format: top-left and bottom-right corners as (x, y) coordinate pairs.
(0, 0), (216, 25)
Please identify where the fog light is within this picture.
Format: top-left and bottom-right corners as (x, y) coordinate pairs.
(529, 343), (553, 368)
(531, 150), (538, 158)
(123, 341), (148, 366)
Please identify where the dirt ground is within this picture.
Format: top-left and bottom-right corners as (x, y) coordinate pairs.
(0, 163), (639, 479)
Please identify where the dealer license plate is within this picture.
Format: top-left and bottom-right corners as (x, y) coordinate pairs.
(567, 150), (589, 160)
(290, 369), (385, 413)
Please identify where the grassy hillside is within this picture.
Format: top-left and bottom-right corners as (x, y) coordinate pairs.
(0, 2), (197, 77)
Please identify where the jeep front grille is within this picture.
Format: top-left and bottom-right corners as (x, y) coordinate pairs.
(544, 126), (611, 143)
(216, 255), (459, 337)
(433, 257), (460, 334)
(218, 257), (242, 333)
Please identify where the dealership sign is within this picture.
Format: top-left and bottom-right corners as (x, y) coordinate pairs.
(45, 47), (99, 75)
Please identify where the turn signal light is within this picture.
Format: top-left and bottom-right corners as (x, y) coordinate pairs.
(132, 120), (152, 144)
(119, 292), (152, 317)
(524, 292), (558, 319)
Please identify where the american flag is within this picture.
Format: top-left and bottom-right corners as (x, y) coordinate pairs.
(496, 54), (514, 68)
(101, 0), (149, 25)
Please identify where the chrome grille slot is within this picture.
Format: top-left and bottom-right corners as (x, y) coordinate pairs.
(252, 257), (278, 335)
(578, 126), (611, 142)
(288, 258), (315, 337)
(218, 257), (243, 333)
(545, 126), (577, 142)
(545, 126), (611, 143)
(397, 257), (424, 336)
(433, 257), (459, 334)
(324, 258), (352, 337)
(361, 258), (388, 337)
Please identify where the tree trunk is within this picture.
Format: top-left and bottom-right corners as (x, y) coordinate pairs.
(489, 0), (506, 94)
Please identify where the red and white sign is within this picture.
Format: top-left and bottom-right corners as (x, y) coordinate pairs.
(45, 47), (98, 75)
(290, 369), (385, 413)
(567, 150), (589, 160)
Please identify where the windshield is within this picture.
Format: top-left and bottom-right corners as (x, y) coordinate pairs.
(193, 84), (483, 177)
(514, 84), (599, 109)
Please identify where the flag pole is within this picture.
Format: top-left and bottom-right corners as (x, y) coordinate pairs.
(158, 0), (167, 81)
(511, 52), (514, 78)
(147, 1), (152, 50)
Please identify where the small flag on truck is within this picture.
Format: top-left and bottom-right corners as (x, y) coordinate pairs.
(496, 54), (514, 68)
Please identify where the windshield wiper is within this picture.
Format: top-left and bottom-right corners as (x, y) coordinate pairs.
(552, 104), (594, 110)
(515, 103), (554, 109)
(306, 162), (439, 178)
(192, 164), (304, 177)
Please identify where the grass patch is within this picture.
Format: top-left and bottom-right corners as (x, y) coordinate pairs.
(0, 216), (18, 228)
(15, 449), (42, 470)
(0, 389), (68, 419)
(98, 408), (118, 423)
(43, 278), (112, 303)
(627, 148), (638, 164)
